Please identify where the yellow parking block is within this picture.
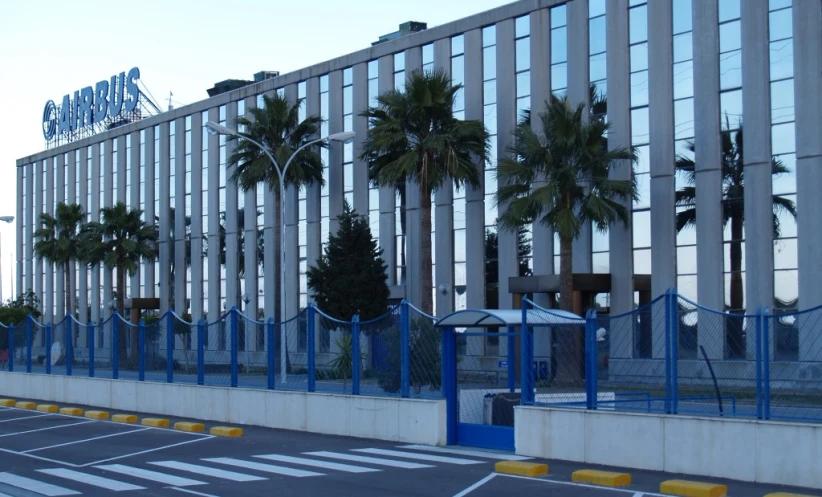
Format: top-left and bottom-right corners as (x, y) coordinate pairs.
(59, 407), (84, 416)
(141, 418), (170, 428)
(112, 414), (139, 424)
(660, 479), (728, 497)
(494, 461), (549, 477)
(174, 422), (205, 433)
(210, 426), (243, 437)
(764, 494), (819, 497)
(15, 401), (36, 409)
(84, 410), (110, 420)
(36, 404), (59, 413)
(572, 469), (632, 487)
(0, 399), (15, 407)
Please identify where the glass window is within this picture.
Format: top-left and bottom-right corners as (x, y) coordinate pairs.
(452, 34), (465, 56)
(393, 52), (405, 71)
(673, 32), (693, 63)
(484, 80), (497, 104)
(589, 16), (606, 54)
(633, 210), (651, 248)
(343, 85), (353, 115)
(769, 8), (792, 41)
(589, 0), (606, 17)
(482, 25), (496, 47)
(516, 38), (530, 72)
(634, 172), (651, 209)
(368, 60), (378, 79)
(551, 62), (567, 91)
(720, 90), (743, 129)
(551, 4), (567, 28)
(720, 49), (743, 90)
(516, 72), (531, 99)
(631, 107), (649, 144)
(483, 47), (496, 81)
(770, 39), (794, 81)
(719, 20), (741, 53)
(718, 0), (741, 23)
(631, 43), (648, 73)
(674, 98), (695, 140)
(631, 72), (649, 107)
(674, 61), (694, 100)
(772, 155), (796, 196)
(629, 6), (648, 44)
(771, 80), (795, 124)
(673, 0), (693, 34)
(678, 246), (698, 274)
(590, 53), (606, 82)
(551, 27), (567, 63)
(515, 15), (530, 38)
(771, 122), (795, 156)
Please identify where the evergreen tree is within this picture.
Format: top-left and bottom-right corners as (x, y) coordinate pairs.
(307, 201), (389, 321)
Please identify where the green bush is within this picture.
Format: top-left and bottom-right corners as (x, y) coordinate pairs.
(0, 292), (41, 351)
(375, 317), (441, 394)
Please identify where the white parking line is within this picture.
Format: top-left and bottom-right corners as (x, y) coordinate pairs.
(0, 420), (93, 438)
(452, 473), (497, 497)
(495, 473), (669, 496)
(399, 445), (533, 461)
(352, 448), (483, 465)
(168, 487), (222, 497)
(23, 427), (152, 453)
(79, 435), (213, 467)
(0, 413), (55, 423)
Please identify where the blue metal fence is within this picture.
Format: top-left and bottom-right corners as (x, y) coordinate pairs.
(0, 300), (442, 400)
(521, 290), (822, 423)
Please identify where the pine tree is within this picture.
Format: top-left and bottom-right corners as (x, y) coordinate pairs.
(307, 200), (390, 321)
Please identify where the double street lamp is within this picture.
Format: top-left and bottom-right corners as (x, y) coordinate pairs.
(205, 121), (355, 383)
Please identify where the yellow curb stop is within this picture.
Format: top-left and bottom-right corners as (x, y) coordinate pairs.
(36, 404), (59, 413)
(59, 407), (84, 416)
(494, 461), (549, 477)
(210, 426), (243, 437)
(84, 410), (110, 420)
(572, 469), (632, 487)
(15, 401), (36, 409)
(660, 479), (728, 497)
(0, 399), (15, 407)
(141, 418), (170, 428)
(174, 422), (205, 433)
(112, 414), (139, 424)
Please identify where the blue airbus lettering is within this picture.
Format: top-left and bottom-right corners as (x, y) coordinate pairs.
(43, 67), (140, 140)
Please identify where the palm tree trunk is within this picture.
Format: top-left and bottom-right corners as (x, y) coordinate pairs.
(274, 187), (292, 373)
(558, 235), (582, 385)
(728, 214), (745, 358)
(419, 184), (433, 316)
(559, 236), (574, 312)
(64, 258), (72, 323)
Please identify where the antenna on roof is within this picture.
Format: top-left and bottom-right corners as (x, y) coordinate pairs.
(168, 91), (174, 111)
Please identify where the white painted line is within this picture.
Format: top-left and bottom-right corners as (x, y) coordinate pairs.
(496, 473), (668, 496)
(255, 454), (380, 473)
(0, 420), (93, 438)
(25, 427), (152, 453)
(0, 472), (81, 496)
(80, 435), (213, 467)
(304, 451), (434, 469)
(0, 446), (82, 467)
(452, 473), (497, 497)
(148, 461), (267, 482)
(37, 468), (146, 492)
(93, 464), (206, 487)
(168, 487), (222, 497)
(202, 457), (324, 478)
(633, 493), (645, 497)
(352, 448), (483, 465)
(0, 413), (56, 423)
(399, 444), (533, 461)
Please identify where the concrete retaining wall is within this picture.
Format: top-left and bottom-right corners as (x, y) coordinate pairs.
(0, 372), (446, 446)
(515, 406), (822, 489)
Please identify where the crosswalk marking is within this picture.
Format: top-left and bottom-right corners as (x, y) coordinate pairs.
(148, 461), (267, 482)
(304, 451), (434, 469)
(398, 444), (533, 461)
(203, 457), (324, 478)
(352, 448), (483, 465)
(38, 468), (146, 492)
(255, 454), (381, 473)
(94, 464), (206, 487)
(0, 472), (81, 496)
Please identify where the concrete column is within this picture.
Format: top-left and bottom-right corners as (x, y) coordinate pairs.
(263, 91), (278, 316)
(404, 46), (424, 310)
(568, 0), (592, 274)
(190, 112), (204, 325)
(78, 147), (88, 330)
(377, 56), (397, 286)
(741, 0), (773, 359)
(283, 84), (300, 321)
(67, 151), (77, 319)
(117, 136), (127, 205)
(224, 102), (239, 316)
(174, 118), (187, 320)
(464, 28), (485, 315)
(130, 131), (141, 301)
(24, 163), (34, 298)
(90, 146), (100, 325)
(241, 96), (258, 337)
(328, 70), (344, 237)
(648, 0), (676, 359)
(207, 107), (222, 341)
(433, 38), (455, 316)
(55, 153), (65, 320)
(692, 0), (725, 359)
(158, 123), (171, 318)
(144, 126), (156, 298)
(496, 19), (518, 311)
(305, 79), (323, 298)
(352, 63), (370, 217)
(35, 160), (44, 344)
(606, 0), (634, 360)
(103, 142), (113, 325)
(793, 0), (822, 360)
(16, 164), (23, 303)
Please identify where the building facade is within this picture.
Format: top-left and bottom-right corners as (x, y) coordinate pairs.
(15, 0), (822, 362)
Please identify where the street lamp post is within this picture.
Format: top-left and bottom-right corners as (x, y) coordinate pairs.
(0, 216), (15, 304)
(206, 121), (354, 383)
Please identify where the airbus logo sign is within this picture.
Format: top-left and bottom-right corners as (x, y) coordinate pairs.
(42, 67), (141, 140)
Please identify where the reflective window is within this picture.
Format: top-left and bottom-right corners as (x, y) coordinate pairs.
(452, 34), (465, 56)
(515, 15), (530, 38)
(589, 16), (606, 55)
(719, 20), (741, 53)
(551, 27), (567, 63)
(629, 6), (648, 44)
(551, 4), (566, 28)
(718, 0), (741, 23)
(673, 0), (693, 34)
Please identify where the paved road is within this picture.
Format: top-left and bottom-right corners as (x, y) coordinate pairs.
(0, 401), (818, 497)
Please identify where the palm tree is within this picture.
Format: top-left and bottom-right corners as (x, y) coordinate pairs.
(80, 202), (158, 362)
(226, 92), (325, 323)
(359, 68), (491, 315)
(33, 202), (86, 324)
(675, 120), (796, 356)
(496, 96), (637, 313)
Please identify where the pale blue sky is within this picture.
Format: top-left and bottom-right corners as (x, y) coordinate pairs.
(0, 0), (514, 301)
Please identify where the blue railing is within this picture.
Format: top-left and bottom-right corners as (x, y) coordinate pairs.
(0, 300), (443, 400)
(522, 289), (822, 423)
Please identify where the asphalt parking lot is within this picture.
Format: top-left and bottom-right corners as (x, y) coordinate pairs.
(0, 399), (817, 497)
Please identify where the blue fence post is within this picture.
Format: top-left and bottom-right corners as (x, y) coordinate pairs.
(45, 323), (52, 374)
(230, 307), (238, 388)
(520, 297), (533, 404)
(352, 315), (361, 395)
(8, 324), (14, 372)
(197, 319), (205, 386)
(763, 308), (771, 420)
(443, 326), (457, 445)
(266, 318), (275, 389)
(138, 319), (145, 381)
(112, 314), (119, 380)
(585, 310), (598, 410)
(400, 300), (410, 398)
(670, 289), (679, 414)
(755, 307), (763, 420)
(506, 326), (516, 393)
(26, 317), (32, 373)
(166, 310), (174, 383)
(663, 290), (672, 414)
(88, 321), (95, 377)
(307, 305), (316, 392)
(66, 315), (73, 376)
